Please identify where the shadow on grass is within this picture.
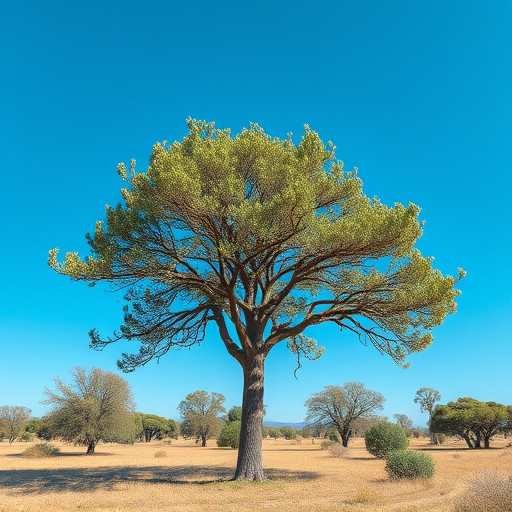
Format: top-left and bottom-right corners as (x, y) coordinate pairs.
(0, 465), (321, 494)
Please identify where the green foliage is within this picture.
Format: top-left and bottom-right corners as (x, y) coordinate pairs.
(138, 413), (178, 442)
(178, 390), (225, 446)
(217, 421), (241, 449)
(227, 406), (242, 423)
(21, 443), (60, 458)
(49, 120), (464, 373)
(385, 450), (435, 479)
(267, 427), (280, 439)
(431, 397), (508, 448)
(25, 418), (52, 441)
(43, 367), (135, 454)
(365, 421), (409, 458)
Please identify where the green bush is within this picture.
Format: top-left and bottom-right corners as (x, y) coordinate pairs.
(365, 421), (409, 458)
(217, 421), (241, 449)
(385, 450), (435, 479)
(21, 443), (60, 458)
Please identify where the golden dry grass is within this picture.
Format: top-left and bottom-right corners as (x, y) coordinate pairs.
(0, 436), (510, 512)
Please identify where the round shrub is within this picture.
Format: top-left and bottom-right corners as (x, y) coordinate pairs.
(21, 443), (60, 458)
(154, 450), (167, 458)
(385, 450), (435, 479)
(217, 421), (241, 449)
(365, 421), (409, 458)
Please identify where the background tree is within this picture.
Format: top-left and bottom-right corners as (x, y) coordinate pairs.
(139, 414), (178, 442)
(431, 397), (508, 449)
(44, 367), (135, 454)
(227, 406), (243, 423)
(49, 120), (464, 480)
(178, 390), (225, 446)
(25, 418), (52, 441)
(305, 382), (385, 447)
(394, 413), (413, 435)
(414, 388), (441, 444)
(0, 405), (31, 443)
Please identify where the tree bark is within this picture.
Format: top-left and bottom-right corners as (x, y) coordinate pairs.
(462, 433), (474, 448)
(234, 352), (265, 481)
(86, 440), (96, 454)
(201, 434), (207, 447)
(484, 436), (490, 448)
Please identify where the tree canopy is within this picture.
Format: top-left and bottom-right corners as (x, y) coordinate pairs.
(43, 367), (136, 454)
(305, 382), (385, 446)
(431, 397), (508, 448)
(49, 120), (464, 479)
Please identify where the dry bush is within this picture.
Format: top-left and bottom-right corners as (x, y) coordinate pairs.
(320, 439), (336, 450)
(329, 443), (350, 458)
(291, 435), (303, 445)
(454, 470), (512, 512)
(154, 450), (167, 458)
(21, 442), (60, 458)
(352, 488), (387, 505)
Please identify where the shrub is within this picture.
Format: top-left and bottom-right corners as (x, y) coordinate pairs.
(279, 426), (297, 440)
(385, 450), (435, 479)
(329, 443), (350, 458)
(454, 470), (512, 512)
(365, 421), (409, 458)
(21, 443), (60, 458)
(217, 421), (241, 449)
(320, 439), (336, 450)
(154, 450), (167, 458)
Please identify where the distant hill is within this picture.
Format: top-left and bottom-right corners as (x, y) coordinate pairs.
(263, 421), (306, 429)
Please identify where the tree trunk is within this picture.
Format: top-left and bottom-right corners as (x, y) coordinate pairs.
(86, 440), (96, 454)
(201, 433), (207, 447)
(234, 352), (265, 481)
(462, 433), (473, 448)
(473, 432), (481, 449)
(340, 428), (351, 447)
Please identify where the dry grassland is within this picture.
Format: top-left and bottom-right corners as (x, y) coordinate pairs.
(0, 437), (510, 512)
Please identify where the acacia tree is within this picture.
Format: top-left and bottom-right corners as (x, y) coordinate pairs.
(139, 413), (178, 442)
(414, 387), (441, 444)
(178, 390), (225, 446)
(44, 367), (135, 454)
(49, 120), (464, 479)
(0, 405), (31, 443)
(305, 382), (385, 446)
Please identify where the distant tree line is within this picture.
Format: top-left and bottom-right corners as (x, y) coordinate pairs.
(2, 371), (511, 453)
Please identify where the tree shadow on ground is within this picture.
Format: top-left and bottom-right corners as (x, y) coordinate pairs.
(0, 465), (321, 495)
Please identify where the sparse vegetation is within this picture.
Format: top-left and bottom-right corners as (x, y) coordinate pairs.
(365, 421), (409, 458)
(454, 470), (512, 512)
(21, 442), (60, 458)
(385, 450), (435, 479)
(328, 443), (350, 458)
(153, 450), (167, 458)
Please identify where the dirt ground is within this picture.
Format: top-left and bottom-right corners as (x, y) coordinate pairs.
(0, 436), (510, 512)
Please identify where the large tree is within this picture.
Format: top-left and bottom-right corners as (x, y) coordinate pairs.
(178, 390), (225, 446)
(44, 367), (136, 454)
(431, 397), (508, 448)
(305, 382), (385, 447)
(414, 387), (441, 444)
(0, 405), (31, 444)
(49, 120), (464, 479)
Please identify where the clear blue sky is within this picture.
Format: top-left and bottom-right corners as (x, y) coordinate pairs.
(1, 1), (511, 427)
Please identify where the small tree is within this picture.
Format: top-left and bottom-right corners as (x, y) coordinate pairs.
(50, 120), (464, 479)
(279, 426), (298, 440)
(178, 390), (225, 446)
(44, 367), (135, 454)
(217, 421), (241, 448)
(305, 382), (385, 447)
(365, 421), (409, 458)
(414, 388), (441, 444)
(0, 406), (32, 444)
